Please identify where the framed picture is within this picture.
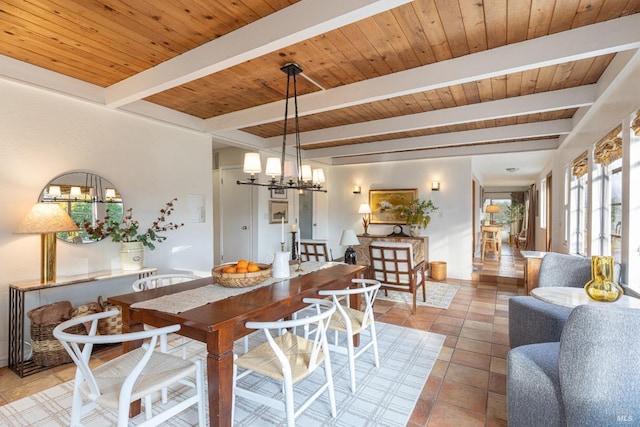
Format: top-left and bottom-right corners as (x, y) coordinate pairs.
(369, 188), (417, 224)
(270, 187), (287, 199)
(269, 200), (288, 223)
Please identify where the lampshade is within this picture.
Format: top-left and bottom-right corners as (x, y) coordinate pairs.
(265, 157), (282, 177)
(300, 165), (313, 181)
(15, 203), (80, 234)
(48, 185), (61, 197)
(243, 152), (262, 174)
(105, 188), (116, 199)
(358, 203), (372, 214)
(486, 204), (500, 214)
(69, 186), (82, 197)
(312, 168), (325, 184)
(339, 229), (359, 246)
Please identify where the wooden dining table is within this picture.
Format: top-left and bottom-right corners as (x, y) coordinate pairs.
(108, 263), (366, 427)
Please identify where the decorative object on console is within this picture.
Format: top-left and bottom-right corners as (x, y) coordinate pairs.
(237, 63), (326, 193)
(81, 198), (183, 270)
(358, 203), (372, 235)
(397, 198), (438, 237)
(369, 188), (418, 224)
(584, 255), (623, 302)
(15, 203), (80, 283)
(388, 225), (408, 236)
(340, 229), (360, 265)
(485, 204), (500, 224)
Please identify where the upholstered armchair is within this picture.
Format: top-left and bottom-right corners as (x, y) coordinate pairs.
(507, 304), (640, 427)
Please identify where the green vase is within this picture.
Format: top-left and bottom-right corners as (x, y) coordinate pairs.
(584, 256), (623, 302)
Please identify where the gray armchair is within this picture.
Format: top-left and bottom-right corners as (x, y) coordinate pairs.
(509, 253), (591, 348)
(507, 304), (640, 427)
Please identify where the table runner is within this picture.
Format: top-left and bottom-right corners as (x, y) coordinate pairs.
(131, 261), (339, 314)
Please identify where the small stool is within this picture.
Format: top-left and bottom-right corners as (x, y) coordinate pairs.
(481, 228), (501, 260)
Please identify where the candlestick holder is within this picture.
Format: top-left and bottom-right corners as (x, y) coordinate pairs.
(290, 231), (298, 260)
(295, 257), (303, 272)
(280, 242), (285, 252)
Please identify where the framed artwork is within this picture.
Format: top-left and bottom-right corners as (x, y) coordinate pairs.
(369, 188), (417, 224)
(269, 200), (288, 223)
(270, 187), (287, 199)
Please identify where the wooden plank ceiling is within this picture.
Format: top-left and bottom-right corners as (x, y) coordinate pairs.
(1, 0), (639, 165)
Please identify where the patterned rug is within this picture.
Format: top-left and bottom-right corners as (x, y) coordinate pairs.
(0, 323), (445, 427)
(376, 281), (460, 309)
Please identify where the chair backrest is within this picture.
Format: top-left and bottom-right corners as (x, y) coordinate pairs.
(245, 298), (336, 371)
(319, 278), (380, 328)
(538, 253), (592, 288)
(53, 310), (180, 399)
(369, 242), (415, 288)
(132, 273), (199, 291)
(559, 304), (640, 426)
(299, 240), (330, 262)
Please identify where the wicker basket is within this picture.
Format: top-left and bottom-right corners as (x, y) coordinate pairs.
(98, 296), (122, 335)
(212, 263), (272, 288)
(30, 321), (85, 366)
(430, 261), (447, 281)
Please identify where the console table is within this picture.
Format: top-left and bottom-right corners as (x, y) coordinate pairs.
(355, 234), (429, 267)
(8, 267), (156, 377)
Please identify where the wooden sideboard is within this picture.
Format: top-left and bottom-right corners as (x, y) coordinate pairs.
(355, 234), (429, 267)
(521, 251), (546, 295)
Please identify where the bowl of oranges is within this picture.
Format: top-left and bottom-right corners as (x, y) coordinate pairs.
(211, 260), (272, 288)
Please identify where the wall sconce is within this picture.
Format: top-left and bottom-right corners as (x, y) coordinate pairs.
(15, 203), (80, 283)
(353, 185), (361, 194)
(431, 181), (440, 191)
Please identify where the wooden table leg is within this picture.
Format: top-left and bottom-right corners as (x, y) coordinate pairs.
(207, 327), (235, 427)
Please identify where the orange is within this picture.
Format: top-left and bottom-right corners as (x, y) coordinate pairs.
(247, 264), (260, 272)
(236, 267), (248, 273)
(236, 259), (249, 269)
(223, 266), (237, 274)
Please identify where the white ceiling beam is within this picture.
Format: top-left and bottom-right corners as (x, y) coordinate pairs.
(305, 120), (571, 159)
(264, 85), (595, 147)
(205, 14), (640, 132)
(330, 139), (558, 165)
(104, 0), (413, 108)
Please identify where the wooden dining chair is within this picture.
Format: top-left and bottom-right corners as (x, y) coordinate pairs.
(299, 239), (330, 262)
(53, 310), (206, 427)
(233, 298), (337, 427)
(319, 278), (381, 393)
(369, 242), (426, 314)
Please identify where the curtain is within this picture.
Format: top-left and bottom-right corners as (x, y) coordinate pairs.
(524, 184), (535, 250)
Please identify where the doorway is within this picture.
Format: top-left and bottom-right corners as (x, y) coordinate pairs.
(299, 190), (313, 239)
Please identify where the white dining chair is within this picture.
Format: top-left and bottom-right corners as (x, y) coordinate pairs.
(319, 278), (381, 392)
(53, 310), (205, 427)
(233, 298), (337, 427)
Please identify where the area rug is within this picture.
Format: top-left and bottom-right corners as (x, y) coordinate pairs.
(376, 281), (460, 309)
(0, 323), (445, 427)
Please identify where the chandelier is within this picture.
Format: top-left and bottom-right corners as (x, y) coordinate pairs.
(237, 63), (326, 193)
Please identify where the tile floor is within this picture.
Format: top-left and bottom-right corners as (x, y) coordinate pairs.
(0, 245), (525, 426)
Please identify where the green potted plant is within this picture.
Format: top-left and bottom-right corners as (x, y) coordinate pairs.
(82, 198), (184, 270)
(397, 199), (438, 236)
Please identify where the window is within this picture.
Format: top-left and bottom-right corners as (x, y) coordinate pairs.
(570, 152), (588, 256)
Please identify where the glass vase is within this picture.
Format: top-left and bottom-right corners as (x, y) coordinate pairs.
(584, 256), (623, 302)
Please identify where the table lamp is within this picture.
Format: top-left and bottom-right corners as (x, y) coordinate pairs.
(358, 203), (372, 235)
(340, 229), (360, 265)
(485, 204), (500, 224)
(15, 203), (80, 283)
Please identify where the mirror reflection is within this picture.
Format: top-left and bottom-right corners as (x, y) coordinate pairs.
(38, 171), (124, 244)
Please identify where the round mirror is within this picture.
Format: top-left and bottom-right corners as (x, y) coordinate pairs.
(38, 171), (124, 244)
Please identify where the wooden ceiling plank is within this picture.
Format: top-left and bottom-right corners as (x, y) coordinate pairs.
(491, 75), (508, 101)
(391, 3), (438, 64)
(262, 85), (595, 146)
(372, 9), (422, 71)
(548, 0), (581, 34)
(505, 72), (523, 98)
(413, 0), (452, 62)
(104, 0), (414, 107)
(506, 0), (531, 44)
(205, 14), (640, 131)
(484, 0), (507, 49)
(573, 0), (606, 28)
(527, 0), (555, 39)
(459, 0), (488, 53)
(433, 0), (469, 58)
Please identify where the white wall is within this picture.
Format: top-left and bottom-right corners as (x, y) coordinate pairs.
(328, 157), (474, 280)
(0, 79), (213, 367)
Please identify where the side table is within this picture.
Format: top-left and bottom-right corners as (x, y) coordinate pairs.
(531, 287), (640, 309)
(521, 250), (546, 295)
(8, 267), (156, 377)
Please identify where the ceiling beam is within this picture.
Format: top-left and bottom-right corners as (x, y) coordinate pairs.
(264, 85), (595, 147)
(104, 0), (413, 108)
(330, 138), (559, 165)
(305, 120), (571, 159)
(205, 14), (640, 132)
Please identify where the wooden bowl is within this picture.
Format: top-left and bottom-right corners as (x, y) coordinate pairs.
(211, 263), (272, 288)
